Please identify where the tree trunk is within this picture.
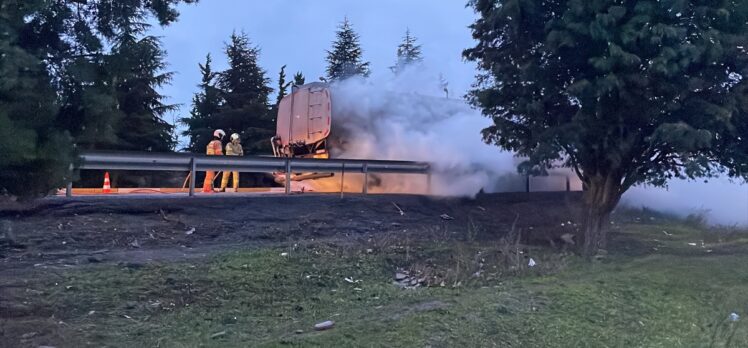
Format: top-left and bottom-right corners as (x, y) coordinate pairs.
(581, 174), (622, 258)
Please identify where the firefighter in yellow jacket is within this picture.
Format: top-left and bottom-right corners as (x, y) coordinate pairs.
(220, 133), (244, 192)
(202, 129), (225, 192)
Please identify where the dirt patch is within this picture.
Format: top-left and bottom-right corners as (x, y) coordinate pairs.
(0, 192), (582, 273)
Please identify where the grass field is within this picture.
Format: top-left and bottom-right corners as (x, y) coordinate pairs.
(5, 209), (748, 347)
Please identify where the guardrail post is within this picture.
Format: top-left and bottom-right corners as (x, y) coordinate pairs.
(362, 163), (368, 195)
(189, 157), (196, 196)
(340, 163), (346, 198)
(285, 158), (291, 195)
(524, 175), (529, 193)
(66, 181), (73, 198)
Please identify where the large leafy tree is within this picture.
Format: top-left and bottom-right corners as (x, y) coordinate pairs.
(464, 0), (748, 256)
(214, 31), (274, 154)
(326, 18), (370, 81)
(182, 54), (222, 153)
(391, 28), (423, 73)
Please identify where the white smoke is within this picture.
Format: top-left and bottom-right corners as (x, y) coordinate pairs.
(622, 177), (748, 226)
(316, 65), (748, 227)
(324, 65), (520, 196)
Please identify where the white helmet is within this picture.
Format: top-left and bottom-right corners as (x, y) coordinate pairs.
(230, 133), (240, 141)
(213, 129), (226, 139)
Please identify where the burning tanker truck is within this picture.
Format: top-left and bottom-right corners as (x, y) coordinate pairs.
(270, 82), (365, 187)
(268, 81), (569, 194)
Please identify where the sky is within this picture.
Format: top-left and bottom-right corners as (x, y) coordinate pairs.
(151, 0), (479, 126)
(149, 1), (747, 224)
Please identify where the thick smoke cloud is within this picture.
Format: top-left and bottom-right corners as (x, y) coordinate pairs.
(313, 65), (747, 226)
(623, 178), (748, 226)
(325, 66), (520, 196)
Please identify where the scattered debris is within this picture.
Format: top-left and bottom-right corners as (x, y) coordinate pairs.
(440, 214), (455, 221)
(344, 277), (361, 284)
(477, 206), (487, 211)
(295, 329), (304, 334)
(87, 310), (96, 316)
(185, 228), (195, 235)
(560, 233), (575, 245)
(662, 230), (672, 236)
(391, 202), (405, 216)
(129, 239), (140, 248)
(729, 312), (740, 322)
(210, 331), (227, 339)
(365, 248), (373, 254)
(528, 258), (537, 267)
(393, 271), (426, 289)
(314, 320), (335, 331)
(280, 252), (289, 257)
(21, 332), (38, 339)
(687, 242), (697, 246)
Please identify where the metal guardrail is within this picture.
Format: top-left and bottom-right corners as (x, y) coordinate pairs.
(70, 151), (431, 196)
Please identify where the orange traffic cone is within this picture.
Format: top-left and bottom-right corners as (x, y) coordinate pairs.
(102, 172), (112, 194)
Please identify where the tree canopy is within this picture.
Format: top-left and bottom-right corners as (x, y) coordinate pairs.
(391, 29), (423, 73)
(326, 18), (370, 81)
(182, 32), (274, 155)
(464, 0), (748, 255)
(1, 0), (194, 197)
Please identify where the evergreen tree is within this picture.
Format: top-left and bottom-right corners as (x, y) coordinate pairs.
(0, 0), (73, 198)
(2, 0), (195, 196)
(464, 0), (748, 256)
(276, 65), (291, 105)
(110, 33), (177, 152)
(325, 18), (370, 81)
(27, 0), (195, 151)
(293, 72), (306, 86)
(182, 54), (222, 153)
(391, 29), (423, 73)
(214, 31), (274, 154)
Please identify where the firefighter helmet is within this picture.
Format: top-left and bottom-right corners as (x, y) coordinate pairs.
(213, 129), (226, 139)
(230, 133), (240, 141)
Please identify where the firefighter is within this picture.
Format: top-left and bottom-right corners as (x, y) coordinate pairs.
(202, 129), (225, 193)
(220, 133), (244, 192)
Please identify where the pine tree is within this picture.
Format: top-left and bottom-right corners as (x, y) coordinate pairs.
(276, 65), (291, 105)
(214, 31), (274, 154)
(182, 54), (222, 153)
(464, 0), (748, 256)
(28, 0), (195, 152)
(325, 18), (370, 81)
(293, 72), (306, 86)
(109, 32), (177, 152)
(391, 29), (423, 74)
(6, 0), (196, 194)
(0, 0), (73, 198)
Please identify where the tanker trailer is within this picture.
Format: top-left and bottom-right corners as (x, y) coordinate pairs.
(271, 83), (337, 184)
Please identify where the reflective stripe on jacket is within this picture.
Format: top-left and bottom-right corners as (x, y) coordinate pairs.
(225, 142), (244, 156)
(206, 140), (223, 155)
